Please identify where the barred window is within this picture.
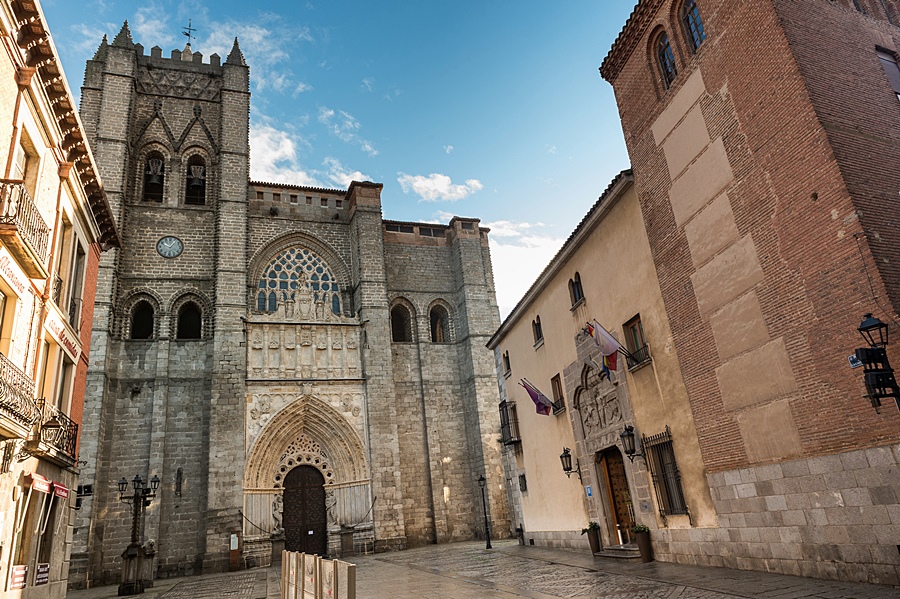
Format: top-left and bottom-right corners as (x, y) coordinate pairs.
(499, 400), (521, 445)
(681, 0), (706, 52)
(643, 426), (689, 523)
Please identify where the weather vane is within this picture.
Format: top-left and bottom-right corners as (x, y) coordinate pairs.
(182, 19), (196, 43)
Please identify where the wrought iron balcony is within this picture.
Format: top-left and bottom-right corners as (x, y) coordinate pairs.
(0, 179), (50, 278)
(499, 400), (521, 445)
(34, 399), (78, 462)
(0, 351), (40, 433)
(626, 344), (653, 371)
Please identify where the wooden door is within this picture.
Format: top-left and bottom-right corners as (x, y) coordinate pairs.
(597, 448), (634, 545)
(283, 466), (327, 555)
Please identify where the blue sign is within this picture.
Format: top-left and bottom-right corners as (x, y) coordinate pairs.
(585, 486), (592, 497)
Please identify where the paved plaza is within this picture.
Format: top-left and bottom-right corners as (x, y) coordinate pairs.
(67, 540), (899, 599)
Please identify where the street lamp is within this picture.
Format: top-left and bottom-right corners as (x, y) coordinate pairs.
(117, 473), (160, 596)
(620, 425), (645, 463)
(559, 447), (582, 480)
(858, 313), (889, 347)
(477, 475), (492, 550)
(854, 313), (900, 413)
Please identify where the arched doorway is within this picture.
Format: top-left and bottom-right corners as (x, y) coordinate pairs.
(596, 447), (634, 545)
(283, 466), (327, 555)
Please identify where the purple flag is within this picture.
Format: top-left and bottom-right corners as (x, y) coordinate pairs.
(521, 379), (553, 416)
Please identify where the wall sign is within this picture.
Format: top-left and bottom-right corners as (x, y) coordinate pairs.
(35, 563), (50, 585)
(45, 309), (81, 362)
(0, 247), (29, 296)
(10, 565), (27, 589)
(585, 486), (592, 497)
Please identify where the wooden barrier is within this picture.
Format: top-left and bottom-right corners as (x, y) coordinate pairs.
(281, 550), (356, 599)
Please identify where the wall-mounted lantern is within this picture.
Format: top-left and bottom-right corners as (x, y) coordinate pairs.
(620, 425), (645, 463)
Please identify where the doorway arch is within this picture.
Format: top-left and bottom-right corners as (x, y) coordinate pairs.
(283, 465), (327, 555)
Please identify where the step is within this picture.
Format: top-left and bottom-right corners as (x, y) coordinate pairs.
(594, 543), (642, 561)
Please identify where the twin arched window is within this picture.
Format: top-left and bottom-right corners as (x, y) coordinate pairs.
(391, 302), (453, 343)
(142, 152), (207, 205)
(128, 298), (204, 340)
(654, 1), (706, 90)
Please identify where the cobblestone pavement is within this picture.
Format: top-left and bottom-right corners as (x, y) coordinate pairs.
(67, 540), (900, 598)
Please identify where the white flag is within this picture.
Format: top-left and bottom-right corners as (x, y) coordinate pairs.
(591, 320), (621, 356)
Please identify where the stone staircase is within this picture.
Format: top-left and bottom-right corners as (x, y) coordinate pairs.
(594, 543), (642, 561)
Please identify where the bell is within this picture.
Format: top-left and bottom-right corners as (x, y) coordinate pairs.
(147, 173), (162, 185)
(188, 165), (205, 188)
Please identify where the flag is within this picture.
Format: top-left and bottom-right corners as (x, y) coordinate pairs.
(589, 320), (621, 356)
(520, 379), (553, 416)
(600, 352), (617, 380)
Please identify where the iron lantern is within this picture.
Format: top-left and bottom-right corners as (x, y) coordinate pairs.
(620, 425), (645, 463)
(859, 313), (889, 348)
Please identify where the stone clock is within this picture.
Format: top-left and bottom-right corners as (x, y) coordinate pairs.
(156, 236), (184, 258)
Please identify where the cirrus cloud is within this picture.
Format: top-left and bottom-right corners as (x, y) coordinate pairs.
(397, 173), (483, 202)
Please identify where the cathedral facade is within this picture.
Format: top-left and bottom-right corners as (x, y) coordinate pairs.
(69, 24), (507, 587)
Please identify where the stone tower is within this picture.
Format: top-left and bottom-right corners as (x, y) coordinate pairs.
(72, 23), (250, 583)
(71, 25), (508, 587)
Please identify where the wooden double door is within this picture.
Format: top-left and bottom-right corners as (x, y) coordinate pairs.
(283, 466), (328, 555)
(597, 447), (634, 545)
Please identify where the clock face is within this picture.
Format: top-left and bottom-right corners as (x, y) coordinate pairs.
(156, 236), (184, 258)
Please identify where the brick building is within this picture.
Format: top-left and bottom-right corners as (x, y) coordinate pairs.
(0, 0), (120, 596)
(600, 0), (900, 585)
(69, 24), (508, 587)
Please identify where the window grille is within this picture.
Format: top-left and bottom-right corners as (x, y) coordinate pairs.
(642, 426), (689, 524)
(499, 400), (521, 445)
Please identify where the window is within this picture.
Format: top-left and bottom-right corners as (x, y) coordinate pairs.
(430, 305), (450, 342)
(143, 152), (165, 202)
(502, 351), (511, 375)
(386, 224), (414, 233)
(336, 199), (343, 208)
(255, 246), (342, 316)
(643, 426), (689, 523)
(499, 400), (521, 445)
(54, 220), (87, 332)
(878, 49), (900, 101)
(12, 131), (38, 199)
(177, 302), (202, 339)
(419, 227), (445, 238)
(532, 316), (543, 346)
(66, 243), (86, 332)
(54, 357), (74, 411)
(681, 0), (706, 52)
(130, 301), (154, 339)
(256, 191), (264, 200)
(656, 32), (678, 88)
(184, 155), (206, 205)
(175, 468), (183, 496)
(518, 473), (527, 493)
(273, 193), (281, 203)
(321, 198), (328, 207)
(290, 194), (298, 204)
(624, 315), (652, 368)
(550, 374), (565, 414)
(390, 305), (413, 342)
(306, 196), (313, 205)
(568, 273), (584, 306)
(0, 287), (10, 355)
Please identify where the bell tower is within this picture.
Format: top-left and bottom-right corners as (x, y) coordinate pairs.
(71, 22), (250, 585)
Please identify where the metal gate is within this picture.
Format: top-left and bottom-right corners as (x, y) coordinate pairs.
(283, 466), (327, 555)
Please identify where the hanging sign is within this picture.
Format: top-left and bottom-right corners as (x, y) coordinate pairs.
(28, 473), (52, 494)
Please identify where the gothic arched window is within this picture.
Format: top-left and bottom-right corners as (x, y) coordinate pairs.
(656, 32), (678, 88)
(430, 305), (450, 343)
(130, 301), (154, 339)
(177, 302), (202, 339)
(569, 273), (585, 306)
(255, 247), (341, 315)
(391, 304), (413, 342)
(143, 152), (165, 202)
(184, 155), (206, 205)
(681, 0), (706, 52)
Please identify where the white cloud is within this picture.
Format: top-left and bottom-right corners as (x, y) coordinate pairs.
(318, 107), (378, 156)
(481, 221), (565, 318)
(322, 157), (370, 188)
(293, 82), (313, 95)
(397, 173), (483, 202)
(361, 77), (375, 92)
(444, 145), (454, 154)
(546, 144), (558, 155)
(133, 4), (176, 48)
(249, 121), (320, 186)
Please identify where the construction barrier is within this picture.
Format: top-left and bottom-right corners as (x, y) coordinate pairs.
(282, 551), (356, 599)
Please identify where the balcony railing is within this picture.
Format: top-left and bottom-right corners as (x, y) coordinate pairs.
(626, 344), (653, 371)
(34, 399), (78, 460)
(499, 400), (521, 445)
(0, 179), (50, 278)
(0, 352), (40, 430)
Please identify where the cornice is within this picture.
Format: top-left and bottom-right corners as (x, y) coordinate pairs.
(600, 0), (667, 83)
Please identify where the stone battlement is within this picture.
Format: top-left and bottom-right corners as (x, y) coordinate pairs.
(135, 43), (223, 72)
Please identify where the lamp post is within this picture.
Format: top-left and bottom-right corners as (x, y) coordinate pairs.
(117, 474), (160, 596)
(477, 475), (492, 550)
(855, 313), (900, 412)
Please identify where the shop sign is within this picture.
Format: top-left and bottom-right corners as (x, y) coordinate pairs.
(28, 472), (52, 494)
(0, 247), (28, 296)
(35, 563), (50, 585)
(10, 565), (27, 589)
(45, 309), (81, 362)
(53, 483), (69, 498)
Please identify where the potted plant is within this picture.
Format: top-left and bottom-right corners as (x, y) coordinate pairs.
(581, 521), (601, 554)
(632, 524), (653, 563)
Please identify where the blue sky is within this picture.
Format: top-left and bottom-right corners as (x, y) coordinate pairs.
(42, 0), (636, 316)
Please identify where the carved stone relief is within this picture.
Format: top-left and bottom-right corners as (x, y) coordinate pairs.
(247, 323), (360, 380)
(137, 69), (222, 101)
(246, 388), (365, 448)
